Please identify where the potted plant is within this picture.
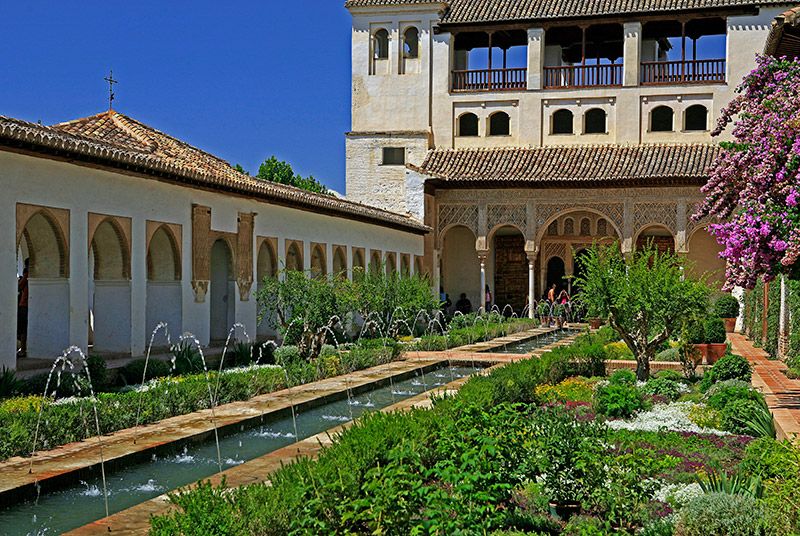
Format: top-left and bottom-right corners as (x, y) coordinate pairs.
(538, 301), (551, 327)
(704, 316), (728, 364)
(714, 294), (740, 333)
(589, 317), (603, 330)
(686, 318), (708, 364)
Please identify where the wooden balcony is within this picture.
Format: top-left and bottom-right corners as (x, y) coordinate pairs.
(451, 68), (527, 92)
(641, 59), (726, 85)
(543, 64), (623, 89)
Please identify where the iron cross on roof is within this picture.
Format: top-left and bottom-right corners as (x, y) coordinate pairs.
(104, 70), (118, 110)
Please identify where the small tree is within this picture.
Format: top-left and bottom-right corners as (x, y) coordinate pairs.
(255, 156), (331, 195)
(575, 244), (710, 380)
(257, 270), (354, 359)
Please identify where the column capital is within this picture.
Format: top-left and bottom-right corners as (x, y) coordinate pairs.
(477, 250), (489, 262)
(526, 249), (538, 263)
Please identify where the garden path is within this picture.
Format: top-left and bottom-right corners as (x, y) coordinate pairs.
(729, 333), (800, 443)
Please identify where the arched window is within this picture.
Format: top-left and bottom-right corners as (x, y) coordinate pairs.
(580, 218), (591, 236)
(488, 112), (510, 136)
(684, 104), (708, 131)
(552, 109), (574, 135)
(547, 221), (559, 236)
(563, 218), (575, 235)
(458, 113), (479, 137)
(651, 106), (674, 132)
(584, 109), (607, 134)
(403, 27), (419, 58)
(310, 245), (326, 279)
(373, 29), (389, 60)
(148, 226), (180, 281)
(286, 242), (302, 272)
(597, 219), (609, 236)
(385, 252), (397, 275)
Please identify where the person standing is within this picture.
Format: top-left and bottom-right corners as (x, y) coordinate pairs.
(17, 259), (29, 358)
(484, 285), (493, 311)
(455, 293), (472, 314)
(547, 283), (557, 303)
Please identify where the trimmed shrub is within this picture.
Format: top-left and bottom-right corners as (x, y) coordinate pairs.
(704, 317), (728, 344)
(701, 353), (752, 391)
(593, 382), (646, 418)
(641, 378), (682, 401)
(172, 341), (206, 375)
(685, 320), (706, 345)
(120, 358), (171, 386)
(0, 367), (24, 398)
(86, 355), (108, 389)
(705, 380), (760, 410)
(654, 370), (685, 382)
(720, 398), (764, 435)
(714, 294), (740, 319)
(609, 368), (637, 386)
(674, 493), (764, 536)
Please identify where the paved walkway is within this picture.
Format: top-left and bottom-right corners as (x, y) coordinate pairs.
(729, 333), (800, 443)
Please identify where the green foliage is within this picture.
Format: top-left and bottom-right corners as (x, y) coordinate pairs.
(684, 318), (706, 345)
(0, 367), (24, 398)
(593, 382), (646, 418)
(641, 378), (682, 401)
(609, 368), (637, 386)
(562, 516), (610, 535)
(701, 353), (752, 391)
(574, 244), (710, 380)
(640, 519), (675, 536)
(721, 398), (766, 435)
(255, 156), (330, 195)
(120, 358), (172, 385)
(674, 493), (765, 536)
(86, 355), (108, 390)
(704, 380), (759, 410)
(172, 340), (205, 375)
(697, 470), (764, 498)
(739, 438), (800, 479)
(0, 366), (285, 461)
(714, 294), (741, 318)
(766, 278), (781, 357)
(704, 317), (728, 344)
(654, 369), (685, 382)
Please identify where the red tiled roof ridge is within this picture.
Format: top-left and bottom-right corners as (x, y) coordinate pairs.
(0, 113), (428, 233)
(410, 143), (720, 184)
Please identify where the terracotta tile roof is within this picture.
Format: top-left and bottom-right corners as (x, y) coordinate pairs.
(0, 111), (428, 234)
(345, 0), (788, 23)
(765, 4), (800, 56)
(409, 144), (720, 185)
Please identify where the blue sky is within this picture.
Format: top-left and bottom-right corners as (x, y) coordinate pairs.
(1, 1), (353, 193)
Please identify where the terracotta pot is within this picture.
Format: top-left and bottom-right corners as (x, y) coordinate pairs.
(723, 317), (737, 333)
(692, 343), (709, 365)
(590, 318), (602, 330)
(706, 343), (727, 364)
(549, 501), (581, 521)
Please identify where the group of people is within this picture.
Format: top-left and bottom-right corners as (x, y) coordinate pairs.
(546, 283), (570, 305)
(440, 285), (494, 316)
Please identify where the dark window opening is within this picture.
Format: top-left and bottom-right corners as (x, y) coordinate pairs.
(403, 27), (419, 58)
(552, 109), (574, 135)
(684, 104), (708, 131)
(489, 112), (510, 136)
(651, 106), (674, 132)
(374, 29), (389, 60)
(584, 108), (607, 134)
(458, 113), (479, 136)
(382, 147), (405, 165)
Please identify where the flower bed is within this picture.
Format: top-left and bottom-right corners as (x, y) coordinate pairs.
(151, 339), (800, 535)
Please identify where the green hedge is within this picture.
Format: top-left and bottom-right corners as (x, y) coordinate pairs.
(765, 279), (781, 357)
(409, 318), (538, 352)
(0, 366), (285, 461)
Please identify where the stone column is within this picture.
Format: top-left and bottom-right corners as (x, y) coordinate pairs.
(676, 201), (688, 253)
(0, 198), (18, 369)
(622, 200), (634, 255)
(623, 22), (642, 87)
(69, 208), (90, 355)
(478, 251), (488, 312)
(527, 27), (545, 90)
(527, 252), (537, 319)
(129, 217), (147, 356)
(780, 275), (789, 358)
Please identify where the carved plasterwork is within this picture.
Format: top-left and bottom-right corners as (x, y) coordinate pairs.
(437, 204), (478, 235)
(634, 202), (678, 235)
(487, 204), (527, 234)
(536, 203), (624, 238)
(542, 242), (567, 262)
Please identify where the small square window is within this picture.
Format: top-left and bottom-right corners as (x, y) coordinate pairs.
(382, 147), (406, 165)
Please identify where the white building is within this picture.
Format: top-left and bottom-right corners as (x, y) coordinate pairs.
(344, 0), (792, 313)
(1, 111), (426, 370)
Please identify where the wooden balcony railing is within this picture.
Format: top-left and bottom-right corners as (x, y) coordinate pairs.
(451, 68), (527, 92)
(543, 64), (623, 89)
(641, 59), (726, 85)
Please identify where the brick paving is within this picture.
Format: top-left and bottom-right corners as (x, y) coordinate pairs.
(728, 333), (800, 443)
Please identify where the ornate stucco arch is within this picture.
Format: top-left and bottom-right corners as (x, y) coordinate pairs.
(535, 206), (623, 245)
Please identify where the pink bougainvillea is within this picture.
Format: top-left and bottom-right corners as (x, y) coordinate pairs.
(694, 56), (800, 290)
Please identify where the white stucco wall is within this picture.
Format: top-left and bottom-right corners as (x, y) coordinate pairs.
(0, 150), (425, 370)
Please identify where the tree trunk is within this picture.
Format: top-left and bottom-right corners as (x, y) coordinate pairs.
(636, 348), (654, 381)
